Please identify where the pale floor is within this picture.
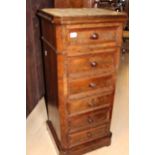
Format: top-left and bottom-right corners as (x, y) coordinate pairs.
(26, 53), (129, 155)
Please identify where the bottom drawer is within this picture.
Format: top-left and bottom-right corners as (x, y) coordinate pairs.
(68, 124), (110, 147)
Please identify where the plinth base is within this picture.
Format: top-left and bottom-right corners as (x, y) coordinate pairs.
(47, 121), (112, 155)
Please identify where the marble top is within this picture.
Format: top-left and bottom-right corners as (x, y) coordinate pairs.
(41, 8), (126, 17)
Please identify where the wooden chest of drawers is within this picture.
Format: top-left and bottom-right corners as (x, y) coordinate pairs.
(38, 8), (126, 155)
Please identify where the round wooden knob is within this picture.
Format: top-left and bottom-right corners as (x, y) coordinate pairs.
(89, 83), (96, 88)
(87, 117), (93, 124)
(90, 61), (97, 67)
(90, 33), (99, 40)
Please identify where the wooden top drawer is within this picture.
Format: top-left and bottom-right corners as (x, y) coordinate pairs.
(68, 124), (110, 147)
(67, 51), (115, 78)
(66, 27), (117, 46)
(67, 91), (114, 116)
(68, 108), (110, 133)
(69, 74), (115, 97)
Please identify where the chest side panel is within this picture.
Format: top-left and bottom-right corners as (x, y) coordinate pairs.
(41, 18), (61, 141)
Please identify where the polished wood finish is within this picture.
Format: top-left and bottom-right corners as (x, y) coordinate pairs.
(68, 123), (110, 147)
(38, 8), (126, 155)
(69, 74), (115, 96)
(66, 27), (117, 45)
(68, 108), (111, 133)
(67, 52), (115, 77)
(67, 91), (114, 115)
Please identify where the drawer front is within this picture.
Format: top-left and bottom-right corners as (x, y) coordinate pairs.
(66, 44), (118, 57)
(68, 92), (114, 115)
(67, 27), (117, 45)
(69, 75), (115, 96)
(68, 124), (110, 147)
(68, 108), (110, 133)
(67, 51), (115, 77)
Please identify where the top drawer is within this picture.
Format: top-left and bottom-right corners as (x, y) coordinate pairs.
(65, 23), (119, 48)
(66, 27), (117, 46)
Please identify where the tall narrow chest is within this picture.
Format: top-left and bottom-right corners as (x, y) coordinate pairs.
(38, 8), (126, 155)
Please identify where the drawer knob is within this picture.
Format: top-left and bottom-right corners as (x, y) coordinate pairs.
(87, 117), (93, 124)
(90, 61), (97, 67)
(89, 83), (96, 88)
(90, 33), (99, 40)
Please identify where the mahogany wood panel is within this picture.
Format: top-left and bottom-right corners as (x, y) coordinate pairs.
(38, 8), (126, 155)
(67, 91), (114, 115)
(26, 0), (53, 116)
(68, 108), (111, 133)
(66, 27), (117, 45)
(67, 52), (115, 76)
(69, 75), (115, 95)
